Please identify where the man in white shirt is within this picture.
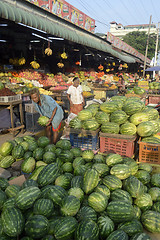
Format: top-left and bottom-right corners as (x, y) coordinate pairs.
(67, 77), (85, 114)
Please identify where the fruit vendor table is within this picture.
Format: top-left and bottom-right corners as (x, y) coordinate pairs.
(91, 87), (108, 99)
(0, 100), (24, 137)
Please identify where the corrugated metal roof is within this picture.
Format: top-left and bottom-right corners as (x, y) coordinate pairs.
(0, 1), (136, 63)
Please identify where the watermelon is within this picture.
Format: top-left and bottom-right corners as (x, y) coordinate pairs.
(130, 233), (151, 240)
(28, 141), (38, 152)
(106, 153), (123, 167)
(68, 187), (84, 201)
(41, 235), (55, 240)
(25, 215), (49, 238)
(123, 158), (138, 175)
(33, 148), (44, 160)
(0, 141), (13, 156)
(151, 173), (160, 187)
(78, 109), (92, 120)
(111, 100), (123, 109)
(93, 154), (105, 164)
(19, 141), (29, 152)
(138, 162), (152, 173)
(100, 101), (119, 113)
(15, 186), (41, 210)
(88, 191), (108, 212)
(110, 110), (128, 124)
(74, 164), (88, 176)
(141, 210), (160, 233)
(22, 179), (38, 189)
(101, 122), (119, 134)
(2, 197), (15, 211)
(59, 150), (74, 162)
(134, 193), (153, 211)
(110, 189), (132, 204)
(148, 187), (160, 201)
(130, 112), (149, 126)
(61, 195), (80, 216)
(82, 150), (94, 162)
(56, 139), (71, 150)
(15, 137), (24, 144)
(107, 201), (135, 223)
(0, 189), (7, 210)
(71, 176), (83, 188)
(0, 155), (15, 168)
(75, 219), (99, 240)
(0, 177), (9, 190)
(36, 161), (47, 168)
(82, 119), (100, 131)
(83, 169), (99, 194)
(123, 176), (145, 198)
(24, 151), (33, 160)
(123, 101), (145, 115)
(143, 108), (159, 120)
(37, 116), (49, 126)
(118, 219), (143, 237)
(133, 86), (145, 95)
(98, 214), (115, 239)
(77, 206), (97, 222)
(37, 163), (60, 187)
(103, 175), (122, 191)
(111, 95), (127, 102)
(152, 201), (160, 213)
(43, 151), (56, 164)
(120, 123), (137, 135)
(134, 170), (150, 185)
(45, 144), (56, 152)
(110, 164), (131, 180)
(12, 145), (25, 159)
(29, 166), (45, 181)
(5, 184), (21, 198)
(21, 157), (36, 173)
(133, 205), (142, 220)
(137, 121), (156, 137)
(69, 117), (82, 129)
(95, 111), (110, 124)
(55, 174), (71, 189)
(92, 163), (109, 176)
(62, 162), (73, 173)
(1, 207), (24, 237)
(95, 185), (110, 199)
(47, 185), (67, 206)
(106, 229), (129, 240)
(37, 136), (50, 148)
(54, 216), (78, 240)
(73, 157), (85, 169)
(141, 136), (160, 144)
(70, 147), (82, 157)
(33, 198), (54, 217)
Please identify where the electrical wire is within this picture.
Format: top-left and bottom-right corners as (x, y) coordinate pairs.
(150, 0), (159, 23)
(139, 0), (150, 20)
(120, 0), (140, 24)
(128, 0), (147, 23)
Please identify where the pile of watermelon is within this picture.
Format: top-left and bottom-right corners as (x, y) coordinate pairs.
(0, 136), (160, 239)
(69, 95), (160, 143)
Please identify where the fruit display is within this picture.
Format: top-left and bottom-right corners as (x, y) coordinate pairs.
(0, 136), (160, 239)
(45, 48), (52, 56)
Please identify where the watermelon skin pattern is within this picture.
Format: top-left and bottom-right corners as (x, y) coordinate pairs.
(106, 229), (129, 240)
(1, 207), (24, 237)
(61, 195), (80, 217)
(141, 210), (160, 233)
(15, 186), (41, 210)
(83, 169), (99, 194)
(75, 219), (99, 240)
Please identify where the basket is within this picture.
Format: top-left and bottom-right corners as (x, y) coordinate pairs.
(0, 94), (22, 103)
(24, 103), (37, 113)
(138, 138), (160, 164)
(25, 112), (44, 133)
(99, 132), (137, 157)
(69, 128), (99, 150)
(93, 89), (106, 99)
(148, 95), (160, 104)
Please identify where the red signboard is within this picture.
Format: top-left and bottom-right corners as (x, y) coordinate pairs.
(26, 0), (95, 33)
(107, 32), (151, 63)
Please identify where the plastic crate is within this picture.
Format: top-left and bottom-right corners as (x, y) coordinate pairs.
(25, 112), (44, 133)
(99, 132), (136, 157)
(106, 89), (118, 98)
(0, 94), (22, 103)
(69, 128), (99, 150)
(148, 95), (160, 104)
(25, 103), (37, 113)
(138, 138), (160, 164)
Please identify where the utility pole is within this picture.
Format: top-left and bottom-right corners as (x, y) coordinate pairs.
(143, 15), (152, 78)
(153, 22), (160, 79)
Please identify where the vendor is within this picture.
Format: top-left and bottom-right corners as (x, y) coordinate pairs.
(118, 75), (125, 92)
(30, 88), (64, 144)
(67, 77), (85, 114)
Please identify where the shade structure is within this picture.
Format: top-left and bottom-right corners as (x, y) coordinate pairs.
(145, 66), (160, 71)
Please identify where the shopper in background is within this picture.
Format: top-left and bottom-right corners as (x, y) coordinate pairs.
(118, 75), (125, 92)
(30, 88), (64, 144)
(67, 77), (85, 114)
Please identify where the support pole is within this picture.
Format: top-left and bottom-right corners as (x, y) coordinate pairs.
(153, 22), (160, 79)
(143, 15), (152, 78)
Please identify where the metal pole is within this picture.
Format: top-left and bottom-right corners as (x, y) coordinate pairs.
(143, 15), (152, 78)
(153, 22), (160, 79)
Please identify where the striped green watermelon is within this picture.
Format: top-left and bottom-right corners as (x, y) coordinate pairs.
(29, 166), (45, 181)
(37, 136), (50, 148)
(111, 100), (123, 109)
(5, 184), (21, 198)
(59, 150), (74, 162)
(88, 192), (108, 212)
(43, 151), (56, 164)
(0, 155), (15, 168)
(61, 195), (80, 216)
(70, 147), (82, 157)
(135, 170), (150, 185)
(37, 163), (60, 187)
(76, 206), (97, 222)
(100, 101), (119, 114)
(103, 175), (122, 191)
(24, 151), (33, 160)
(82, 119), (100, 131)
(2, 197), (15, 211)
(101, 122), (119, 134)
(129, 112), (149, 126)
(95, 111), (110, 124)
(56, 139), (71, 150)
(148, 187), (160, 201)
(37, 116), (49, 126)
(0, 189), (7, 210)
(111, 95), (127, 102)
(47, 185), (67, 206)
(12, 145), (25, 159)
(0, 178), (9, 191)
(120, 123), (137, 135)
(110, 189), (132, 204)
(122, 101), (144, 116)
(19, 141), (29, 152)
(73, 157), (85, 169)
(93, 154), (105, 164)
(82, 150), (94, 162)
(28, 141), (38, 152)
(97, 215), (115, 239)
(133, 205), (142, 220)
(106, 229), (129, 240)
(33, 198), (54, 218)
(107, 201), (135, 223)
(1, 207), (24, 237)
(44, 144), (56, 152)
(15, 186), (41, 210)
(110, 110), (128, 124)
(118, 219), (143, 236)
(123, 176), (145, 198)
(21, 157), (36, 173)
(25, 215), (49, 238)
(134, 193), (153, 211)
(152, 201), (160, 213)
(141, 210), (160, 233)
(68, 187), (84, 201)
(123, 158), (138, 175)
(92, 163), (109, 176)
(54, 216), (78, 240)
(55, 174), (71, 189)
(77, 109), (92, 120)
(69, 117), (82, 129)
(151, 173), (160, 187)
(22, 179), (38, 189)
(110, 164), (131, 180)
(48, 216), (63, 235)
(95, 185), (110, 199)
(137, 121), (156, 137)
(143, 108), (159, 120)
(83, 169), (99, 194)
(106, 153), (123, 167)
(32, 148), (44, 160)
(75, 219), (99, 240)
(71, 176), (83, 188)
(0, 141), (13, 157)
(62, 162), (73, 173)
(130, 233), (151, 240)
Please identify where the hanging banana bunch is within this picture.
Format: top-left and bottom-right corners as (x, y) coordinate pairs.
(19, 57), (26, 65)
(57, 62), (64, 68)
(45, 42), (52, 56)
(30, 61), (40, 69)
(61, 52), (67, 59)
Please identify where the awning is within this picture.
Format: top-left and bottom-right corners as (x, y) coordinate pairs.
(145, 66), (160, 71)
(0, 1), (136, 63)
